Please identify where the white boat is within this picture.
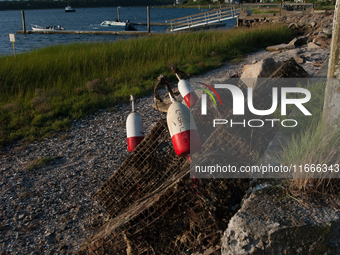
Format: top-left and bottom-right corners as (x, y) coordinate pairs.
(100, 20), (126, 27)
(31, 24), (65, 31)
(65, 6), (75, 12)
(100, 20), (137, 31)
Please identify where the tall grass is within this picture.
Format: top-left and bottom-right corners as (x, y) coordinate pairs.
(279, 80), (340, 195)
(0, 25), (292, 146)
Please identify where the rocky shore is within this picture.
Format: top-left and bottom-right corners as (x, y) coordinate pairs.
(0, 14), (332, 254)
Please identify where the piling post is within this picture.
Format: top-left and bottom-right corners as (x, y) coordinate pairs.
(147, 6), (150, 34)
(117, 6), (120, 22)
(322, 0), (340, 131)
(21, 10), (26, 34)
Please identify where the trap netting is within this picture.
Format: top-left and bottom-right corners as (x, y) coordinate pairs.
(79, 169), (225, 254)
(94, 119), (187, 218)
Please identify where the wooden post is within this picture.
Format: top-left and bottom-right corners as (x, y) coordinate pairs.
(117, 6), (120, 22)
(147, 6), (150, 34)
(21, 10), (26, 34)
(322, 0), (340, 131)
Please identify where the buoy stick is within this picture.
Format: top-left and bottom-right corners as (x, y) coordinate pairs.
(130, 95), (135, 112)
(175, 73), (181, 81)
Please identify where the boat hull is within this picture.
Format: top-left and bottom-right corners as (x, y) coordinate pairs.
(31, 24), (65, 31)
(100, 21), (126, 27)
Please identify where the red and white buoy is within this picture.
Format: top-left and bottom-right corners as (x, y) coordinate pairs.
(126, 95), (144, 152)
(167, 93), (202, 157)
(176, 76), (198, 108)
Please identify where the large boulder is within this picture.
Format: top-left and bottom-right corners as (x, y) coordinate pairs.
(288, 36), (309, 46)
(221, 186), (340, 255)
(323, 28), (332, 37)
(307, 42), (321, 48)
(240, 58), (281, 88)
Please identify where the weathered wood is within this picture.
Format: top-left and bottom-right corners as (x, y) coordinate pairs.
(147, 6), (150, 34)
(21, 10), (26, 33)
(323, 0), (340, 131)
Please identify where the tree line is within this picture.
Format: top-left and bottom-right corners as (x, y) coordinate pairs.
(0, 0), (173, 11)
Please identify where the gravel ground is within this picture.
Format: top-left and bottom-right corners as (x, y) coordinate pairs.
(0, 45), (330, 254)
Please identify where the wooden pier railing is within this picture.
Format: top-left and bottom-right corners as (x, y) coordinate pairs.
(166, 7), (240, 32)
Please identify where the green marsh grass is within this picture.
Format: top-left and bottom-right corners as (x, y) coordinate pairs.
(279, 80), (340, 195)
(0, 25), (292, 146)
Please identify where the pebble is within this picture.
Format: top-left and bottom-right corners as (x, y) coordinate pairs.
(0, 45), (329, 254)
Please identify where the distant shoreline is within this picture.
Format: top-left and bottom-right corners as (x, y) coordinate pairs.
(0, 0), (173, 11)
(0, 1), (227, 11)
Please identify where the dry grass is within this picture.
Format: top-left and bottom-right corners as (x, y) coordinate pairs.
(31, 97), (51, 114)
(282, 124), (340, 196)
(85, 79), (108, 95)
(279, 81), (340, 196)
(35, 88), (46, 97)
(75, 87), (85, 96)
(48, 88), (63, 98)
(2, 102), (20, 112)
(105, 77), (115, 85)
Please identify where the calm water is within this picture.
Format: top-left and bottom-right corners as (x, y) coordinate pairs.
(0, 7), (236, 56)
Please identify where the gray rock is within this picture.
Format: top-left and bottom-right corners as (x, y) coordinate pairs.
(319, 32), (330, 38)
(221, 188), (340, 255)
(307, 42), (321, 48)
(289, 36), (309, 46)
(323, 28), (332, 37)
(288, 23), (298, 29)
(312, 38), (322, 46)
(294, 57), (305, 64)
(266, 44), (295, 52)
(277, 48), (302, 59)
(240, 58), (281, 88)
